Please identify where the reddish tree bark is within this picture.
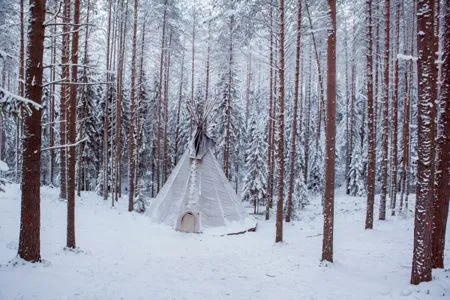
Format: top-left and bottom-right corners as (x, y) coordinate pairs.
(431, 1), (449, 269)
(344, 15), (351, 195)
(399, 59), (412, 213)
(77, 0), (91, 196)
(59, 0), (71, 201)
(18, 0), (47, 262)
(275, 0), (285, 243)
(411, 0), (437, 285)
(67, 0), (80, 249)
(49, 19), (57, 186)
(365, 0), (375, 230)
(379, 0), (390, 221)
(128, 0), (139, 212)
(265, 0), (275, 220)
(19, 0), (25, 97)
(400, 3), (416, 214)
(390, 0), (401, 215)
(322, 0), (336, 262)
(373, 2), (380, 137)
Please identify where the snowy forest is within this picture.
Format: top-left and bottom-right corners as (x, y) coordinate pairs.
(0, 0), (449, 299)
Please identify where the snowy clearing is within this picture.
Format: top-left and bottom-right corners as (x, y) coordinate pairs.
(0, 184), (449, 300)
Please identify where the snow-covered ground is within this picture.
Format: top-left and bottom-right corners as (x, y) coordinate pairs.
(0, 184), (448, 300)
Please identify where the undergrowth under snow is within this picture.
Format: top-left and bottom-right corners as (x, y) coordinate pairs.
(0, 184), (449, 299)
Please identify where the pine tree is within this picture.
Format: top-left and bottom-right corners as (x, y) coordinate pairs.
(322, 0), (336, 263)
(59, 0), (71, 201)
(66, 0), (80, 250)
(365, 0), (375, 230)
(265, 0), (275, 221)
(223, 3), (236, 180)
(243, 115), (267, 214)
(411, 0), (437, 285)
(128, 0), (139, 212)
(17, 0), (25, 182)
(286, 0), (302, 223)
(348, 142), (366, 197)
(389, 0), (401, 216)
(379, 0), (391, 221)
(431, 0), (449, 270)
(275, 0), (286, 244)
(18, 0), (47, 262)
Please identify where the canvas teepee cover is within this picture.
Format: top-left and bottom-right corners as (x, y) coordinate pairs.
(149, 130), (256, 234)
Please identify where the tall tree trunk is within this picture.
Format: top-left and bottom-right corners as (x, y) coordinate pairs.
(373, 2), (380, 140)
(431, 0), (449, 269)
(275, 0), (285, 243)
(156, 0), (168, 193)
(174, 50), (185, 166)
(103, 0), (113, 201)
(110, 0), (121, 205)
(411, 0), (437, 285)
(224, 13), (234, 180)
(365, 0), (375, 230)
(205, 17), (211, 107)
(305, 2), (326, 151)
(390, 0), (401, 215)
(128, 0), (139, 212)
(135, 21), (146, 191)
(59, 0), (71, 201)
(67, 0), (80, 249)
(399, 59), (412, 214)
(322, 0), (336, 262)
(115, 0), (129, 200)
(348, 62), (356, 193)
(286, 0), (301, 223)
(399, 1), (411, 214)
(16, 0), (26, 182)
(304, 43), (312, 186)
(379, 0), (391, 221)
(77, 0), (91, 197)
(348, 11), (357, 193)
(163, 30), (172, 183)
(190, 1), (196, 133)
(49, 16), (56, 186)
(265, 0), (275, 220)
(18, 0), (47, 262)
(344, 15), (351, 196)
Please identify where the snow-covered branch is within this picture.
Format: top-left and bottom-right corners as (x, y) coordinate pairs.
(0, 87), (42, 116)
(397, 54), (418, 61)
(43, 80), (115, 87)
(44, 22), (94, 27)
(41, 137), (88, 152)
(0, 49), (18, 61)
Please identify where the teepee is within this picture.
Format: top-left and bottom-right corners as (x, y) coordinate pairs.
(149, 107), (256, 234)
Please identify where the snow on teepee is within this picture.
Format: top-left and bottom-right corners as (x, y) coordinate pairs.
(148, 101), (256, 234)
